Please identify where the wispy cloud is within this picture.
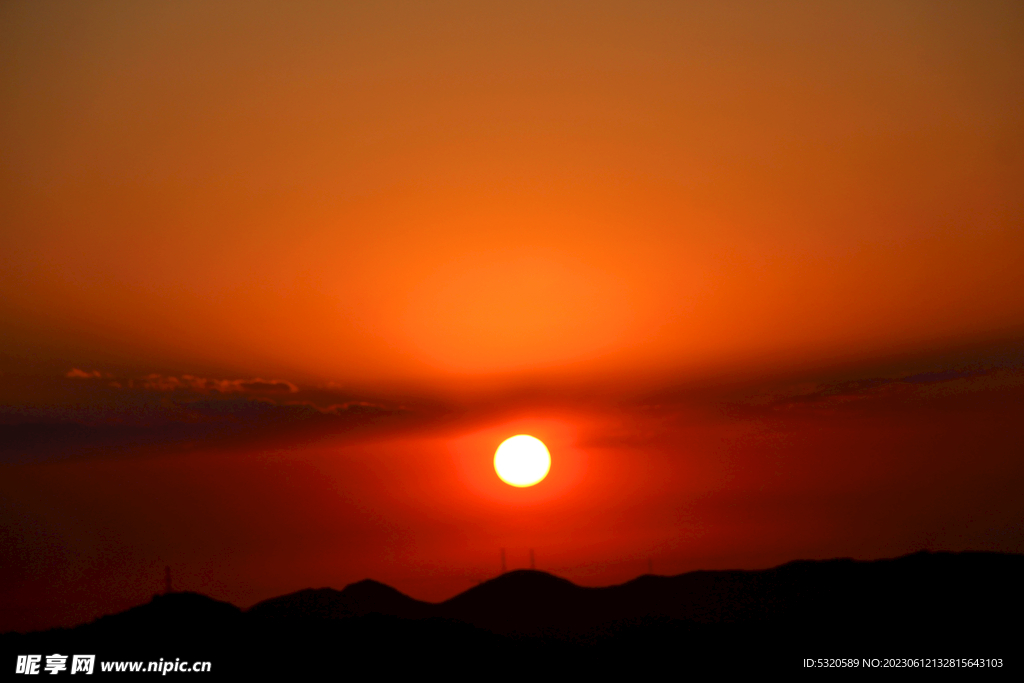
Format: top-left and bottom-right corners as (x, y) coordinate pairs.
(137, 374), (298, 394)
(0, 371), (432, 463)
(65, 369), (106, 379)
(743, 366), (1006, 413)
(0, 396), (420, 463)
(65, 369), (298, 394)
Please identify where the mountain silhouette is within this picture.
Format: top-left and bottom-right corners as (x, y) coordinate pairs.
(237, 551), (1022, 639)
(3, 551), (1019, 675)
(88, 592), (242, 633)
(439, 569), (593, 632)
(248, 579), (431, 621)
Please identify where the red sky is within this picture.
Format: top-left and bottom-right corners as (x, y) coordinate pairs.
(2, 1), (1023, 632)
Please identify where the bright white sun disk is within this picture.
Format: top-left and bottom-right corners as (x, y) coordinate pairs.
(494, 435), (551, 487)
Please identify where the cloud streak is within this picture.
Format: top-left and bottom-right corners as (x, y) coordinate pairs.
(66, 369), (299, 394)
(0, 398), (419, 463)
(65, 369), (106, 379)
(0, 370), (434, 463)
(137, 374), (298, 394)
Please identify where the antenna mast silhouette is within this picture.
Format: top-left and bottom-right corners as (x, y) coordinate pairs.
(165, 566), (172, 594)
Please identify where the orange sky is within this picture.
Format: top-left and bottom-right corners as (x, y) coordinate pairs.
(2, 1), (1023, 632)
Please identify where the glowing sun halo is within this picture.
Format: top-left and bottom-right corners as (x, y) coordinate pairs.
(494, 435), (551, 487)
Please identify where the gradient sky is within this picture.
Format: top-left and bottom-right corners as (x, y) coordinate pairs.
(2, 1), (1023, 632)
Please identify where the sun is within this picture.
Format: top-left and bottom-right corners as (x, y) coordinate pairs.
(494, 435), (551, 487)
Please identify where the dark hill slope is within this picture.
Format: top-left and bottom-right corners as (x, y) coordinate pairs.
(599, 550), (1022, 624)
(1, 593), (242, 660)
(2, 551), (1018, 674)
(248, 579), (431, 621)
(431, 551), (1022, 639)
